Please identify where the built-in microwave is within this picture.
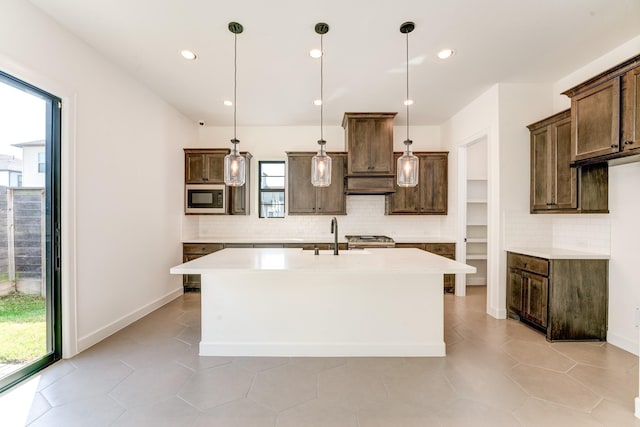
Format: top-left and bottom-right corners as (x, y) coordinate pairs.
(185, 184), (226, 214)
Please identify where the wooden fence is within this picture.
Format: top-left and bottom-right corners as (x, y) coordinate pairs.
(0, 186), (45, 296)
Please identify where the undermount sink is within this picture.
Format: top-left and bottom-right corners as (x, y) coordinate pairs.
(303, 249), (371, 255)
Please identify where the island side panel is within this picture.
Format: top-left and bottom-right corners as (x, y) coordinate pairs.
(199, 270), (445, 357)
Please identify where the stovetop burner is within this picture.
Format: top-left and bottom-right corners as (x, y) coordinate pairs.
(345, 235), (395, 248)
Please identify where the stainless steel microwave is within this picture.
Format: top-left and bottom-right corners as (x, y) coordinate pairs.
(185, 184), (226, 214)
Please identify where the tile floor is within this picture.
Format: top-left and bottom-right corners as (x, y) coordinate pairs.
(1, 286), (639, 426)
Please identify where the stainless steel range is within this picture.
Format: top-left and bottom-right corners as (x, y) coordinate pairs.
(345, 235), (395, 249)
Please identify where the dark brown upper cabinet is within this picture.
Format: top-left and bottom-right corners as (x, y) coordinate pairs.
(184, 148), (228, 184)
(184, 148), (251, 215)
(528, 110), (576, 212)
(286, 152), (346, 215)
(563, 54), (640, 165)
(386, 152), (448, 215)
(342, 112), (396, 194)
(528, 111), (608, 214)
(229, 152), (252, 215)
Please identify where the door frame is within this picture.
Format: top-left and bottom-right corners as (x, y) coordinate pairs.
(0, 52), (79, 361)
(456, 134), (489, 297)
(0, 70), (62, 393)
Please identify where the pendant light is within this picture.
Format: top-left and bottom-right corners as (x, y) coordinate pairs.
(224, 21), (246, 187)
(397, 21), (419, 187)
(311, 22), (332, 187)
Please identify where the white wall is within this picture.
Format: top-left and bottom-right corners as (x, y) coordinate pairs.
(440, 85), (501, 303)
(0, 0), (197, 355)
(552, 35), (640, 356)
(186, 124), (453, 241)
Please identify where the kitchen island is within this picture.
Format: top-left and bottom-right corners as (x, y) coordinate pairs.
(170, 247), (475, 357)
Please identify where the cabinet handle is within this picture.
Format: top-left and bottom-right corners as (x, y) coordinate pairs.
(203, 177), (209, 181)
(522, 262), (527, 268)
(610, 144), (619, 149)
(624, 140), (633, 145)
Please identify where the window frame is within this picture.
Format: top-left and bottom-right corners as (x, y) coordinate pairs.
(258, 160), (285, 219)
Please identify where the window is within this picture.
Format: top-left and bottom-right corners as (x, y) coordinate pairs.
(38, 151), (45, 173)
(258, 161), (285, 218)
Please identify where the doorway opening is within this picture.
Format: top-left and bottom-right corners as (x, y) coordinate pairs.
(0, 71), (61, 393)
(456, 136), (488, 296)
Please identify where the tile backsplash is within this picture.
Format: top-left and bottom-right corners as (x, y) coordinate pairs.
(504, 210), (611, 254)
(183, 195), (454, 241)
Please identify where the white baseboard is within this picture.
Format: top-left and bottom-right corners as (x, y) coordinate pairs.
(199, 341), (446, 357)
(635, 397), (640, 419)
(607, 332), (639, 356)
(487, 306), (507, 320)
(77, 287), (183, 353)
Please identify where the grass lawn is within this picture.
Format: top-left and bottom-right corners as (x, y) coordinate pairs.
(0, 293), (46, 364)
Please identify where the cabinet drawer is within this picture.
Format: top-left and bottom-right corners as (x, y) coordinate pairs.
(507, 253), (549, 276)
(183, 243), (224, 255)
(425, 243), (455, 259)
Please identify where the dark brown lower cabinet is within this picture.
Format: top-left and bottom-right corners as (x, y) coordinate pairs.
(396, 242), (456, 293)
(506, 251), (607, 341)
(182, 243), (224, 291)
(182, 242), (346, 291)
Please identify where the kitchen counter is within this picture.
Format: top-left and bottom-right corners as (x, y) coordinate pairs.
(182, 236), (456, 244)
(182, 237), (347, 244)
(506, 247), (610, 260)
(172, 247), (473, 274)
(171, 248), (475, 357)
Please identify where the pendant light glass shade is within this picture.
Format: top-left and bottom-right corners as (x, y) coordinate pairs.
(397, 140), (418, 187)
(224, 22), (246, 187)
(311, 23), (331, 187)
(224, 139), (246, 186)
(397, 21), (419, 187)
(311, 140), (332, 187)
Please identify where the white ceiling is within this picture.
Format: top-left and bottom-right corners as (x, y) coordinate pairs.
(29, 0), (640, 127)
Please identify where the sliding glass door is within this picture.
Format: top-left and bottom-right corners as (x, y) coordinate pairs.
(0, 71), (61, 393)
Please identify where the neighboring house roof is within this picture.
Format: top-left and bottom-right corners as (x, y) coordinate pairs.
(0, 154), (22, 172)
(12, 139), (45, 148)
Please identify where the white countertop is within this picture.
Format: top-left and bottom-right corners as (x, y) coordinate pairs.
(182, 236), (456, 244)
(183, 237), (346, 244)
(506, 247), (610, 260)
(171, 247), (476, 274)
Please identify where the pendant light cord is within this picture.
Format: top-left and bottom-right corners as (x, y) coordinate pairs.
(233, 32), (238, 153)
(320, 32), (325, 153)
(405, 30), (410, 147)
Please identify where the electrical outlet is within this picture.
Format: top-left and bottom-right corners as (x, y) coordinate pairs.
(635, 307), (640, 328)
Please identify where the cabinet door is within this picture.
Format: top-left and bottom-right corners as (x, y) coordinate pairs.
(186, 153), (206, 183)
(420, 154), (448, 214)
(387, 153), (420, 213)
(522, 272), (548, 329)
(316, 154), (346, 214)
(287, 154), (316, 214)
(553, 117), (577, 209)
(347, 118), (394, 174)
(507, 268), (524, 317)
(204, 153), (225, 183)
(622, 65), (640, 151)
(571, 77), (621, 161)
(530, 126), (551, 211)
(229, 154), (251, 215)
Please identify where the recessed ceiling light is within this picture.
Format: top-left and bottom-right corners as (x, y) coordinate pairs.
(404, 99), (414, 106)
(309, 49), (322, 59)
(437, 49), (455, 60)
(224, 100), (233, 106)
(313, 99), (322, 106)
(180, 49), (197, 60)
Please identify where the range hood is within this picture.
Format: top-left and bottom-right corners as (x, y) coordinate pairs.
(342, 112), (397, 195)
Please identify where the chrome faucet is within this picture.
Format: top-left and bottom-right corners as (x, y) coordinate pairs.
(330, 217), (339, 255)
